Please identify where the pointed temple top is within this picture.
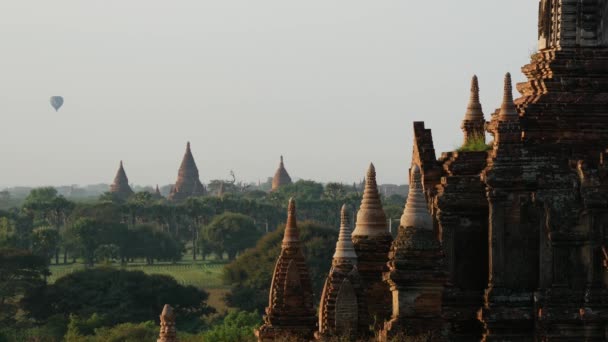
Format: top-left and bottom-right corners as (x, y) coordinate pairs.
(400, 165), (433, 230)
(498, 73), (519, 120)
(282, 198), (300, 245)
(352, 163), (389, 237)
(333, 204), (357, 261)
(464, 75), (484, 121)
(272, 155), (293, 191)
(110, 160), (134, 197)
(160, 304), (175, 320)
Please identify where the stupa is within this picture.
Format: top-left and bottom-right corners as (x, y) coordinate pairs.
(168, 142), (206, 201)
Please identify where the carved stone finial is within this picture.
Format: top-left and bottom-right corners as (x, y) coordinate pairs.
(498, 73), (518, 120)
(333, 204), (357, 261)
(282, 198), (299, 245)
(352, 163), (389, 237)
(157, 304), (177, 342)
(400, 165), (433, 230)
(464, 75), (484, 121)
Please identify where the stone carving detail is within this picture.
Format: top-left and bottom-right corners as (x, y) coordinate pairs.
(109, 160), (134, 199)
(272, 155), (293, 191)
(256, 199), (316, 341)
(157, 304), (177, 342)
(168, 142), (206, 201)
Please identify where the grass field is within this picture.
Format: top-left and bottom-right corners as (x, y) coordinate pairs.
(48, 259), (231, 312)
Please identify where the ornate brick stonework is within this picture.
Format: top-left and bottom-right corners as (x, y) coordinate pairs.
(157, 304), (177, 342)
(168, 142), (206, 201)
(255, 2), (608, 341)
(351, 163), (393, 331)
(256, 199), (316, 341)
(317, 204), (364, 340)
(110, 161), (134, 199)
(380, 165), (446, 341)
(272, 156), (293, 191)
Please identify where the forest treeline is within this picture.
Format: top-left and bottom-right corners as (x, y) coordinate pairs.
(0, 180), (406, 341)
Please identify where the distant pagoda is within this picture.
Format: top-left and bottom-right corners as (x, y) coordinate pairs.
(168, 142), (206, 201)
(271, 156), (292, 191)
(152, 184), (163, 200)
(109, 161), (134, 199)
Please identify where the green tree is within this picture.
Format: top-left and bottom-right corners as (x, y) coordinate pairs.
(22, 268), (215, 327)
(201, 213), (262, 260)
(31, 227), (60, 263)
(0, 248), (49, 326)
(323, 182), (347, 200)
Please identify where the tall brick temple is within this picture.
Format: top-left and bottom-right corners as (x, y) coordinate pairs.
(109, 160), (134, 199)
(257, 1), (608, 340)
(168, 142), (206, 201)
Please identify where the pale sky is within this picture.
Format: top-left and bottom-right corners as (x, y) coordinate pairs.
(0, 1), (538, 187)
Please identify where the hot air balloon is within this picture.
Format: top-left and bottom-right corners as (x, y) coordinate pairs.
(50, 96), (64, 111)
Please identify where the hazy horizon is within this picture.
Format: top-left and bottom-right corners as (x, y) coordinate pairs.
(1, 1), (537, 187)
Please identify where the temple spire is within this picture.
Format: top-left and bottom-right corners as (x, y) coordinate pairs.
(333, 204), (357, 261)
(282, 198), (299, 245)
(352, 163), (389, 237)
(400, 165), (432, 230)
(464, 75), (484, 121)
(498, 73), (518, 120)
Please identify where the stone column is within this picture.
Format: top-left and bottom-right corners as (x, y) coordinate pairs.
(157, 304), (178, 342)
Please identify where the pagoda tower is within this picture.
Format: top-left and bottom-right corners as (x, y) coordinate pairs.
(255, 198), (316, 341)
(351, 163), (393, 331)
(152, 185), (163, 200)
(380, 165), (446, 341)
(461, 75), (486, 145)
(271, 156), (292, 191)
(157, 304), (177, 342)
(317, 204), (364, 339)
(168, 142), (206, 201)
(109, 161), (134, 199)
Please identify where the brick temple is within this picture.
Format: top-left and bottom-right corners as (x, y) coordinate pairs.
(168, 142), (206, 201)
(257, 1), (608, 340)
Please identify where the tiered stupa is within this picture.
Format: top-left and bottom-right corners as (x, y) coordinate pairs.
(351, 163), (393, 331)
(317, 204), (363, 339)
(157, 304), (177, 342)
(461, 75), (486, 145)
(380, 165), (446, 340)
(255, 198), (316, 341)
(168, 142), (206, 201)
(271, 156), (292, 191)
(109, 161), (134, 199)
